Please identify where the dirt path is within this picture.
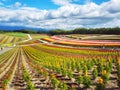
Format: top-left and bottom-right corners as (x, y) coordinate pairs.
(27, 34), (32, 40)
(0, 47), (12, 55)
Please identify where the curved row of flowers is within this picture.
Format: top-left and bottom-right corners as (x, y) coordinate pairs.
(42, 36), (120, 47)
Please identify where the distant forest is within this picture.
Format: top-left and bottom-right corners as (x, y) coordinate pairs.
(0, 27), (120, 35)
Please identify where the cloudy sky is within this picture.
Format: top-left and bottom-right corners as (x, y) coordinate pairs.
(0, 0), (120, 29)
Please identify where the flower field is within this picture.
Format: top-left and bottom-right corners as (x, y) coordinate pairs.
(42, 35), (120, 47)
(0, 41), (120, 90)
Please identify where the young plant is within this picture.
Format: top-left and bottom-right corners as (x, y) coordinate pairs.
(51, 77), (59, 88)
(62, 69), (67, 77)
(43, 71), (49, 79)
(67, 71), (73, 80)
(101, 70), (109, 84)
(83, 75), (92, 88)
(97, 63), (104, 73)
(2, 79), (9, 90)
(26, 81), (35, 90)
(92, 68), (98, 79)
(58, 82), (68, 90)
(117, 58), (120, 87)
(23, 69), (35, 90)
(83, 71), (92, 88)
(76, 75), (83, 86)
(96, 77), (105, 90)
(23, 69), (31, 82)
(105, 62), (112, 73)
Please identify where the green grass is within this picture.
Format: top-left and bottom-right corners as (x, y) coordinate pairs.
(6, 32), (27, 38)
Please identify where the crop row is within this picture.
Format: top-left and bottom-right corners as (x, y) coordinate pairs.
(22, 45), (120, 90)
(0, 43), (119, 90)
(0, 47), (35, 90)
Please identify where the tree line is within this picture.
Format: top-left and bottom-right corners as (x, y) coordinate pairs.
(0, 27), (120, 35)
(48, 27), (120, 35)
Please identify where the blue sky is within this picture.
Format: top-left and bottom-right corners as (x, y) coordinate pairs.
(0, 0), (120, 29)
(1, 0), (59, 10)
(1, 0), (110, 9)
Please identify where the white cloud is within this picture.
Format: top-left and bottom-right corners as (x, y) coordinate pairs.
(0, 0), (120, 29)
(14, 2), (22, 7)
(52, 0), (93, 6)
(7, 2), (23, 8)
(101, 0), (120, 13)
(52, 0), (71, 6)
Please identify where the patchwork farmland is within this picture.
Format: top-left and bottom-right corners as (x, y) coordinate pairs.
(0, 33), (120, 90)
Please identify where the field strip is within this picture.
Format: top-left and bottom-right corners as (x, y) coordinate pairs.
(0, 50), (16, 78)
(7, 51), (19, 90)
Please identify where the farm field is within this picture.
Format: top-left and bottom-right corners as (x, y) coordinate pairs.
(0, 33), (120, 90)
(0, 33), (28, 47)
